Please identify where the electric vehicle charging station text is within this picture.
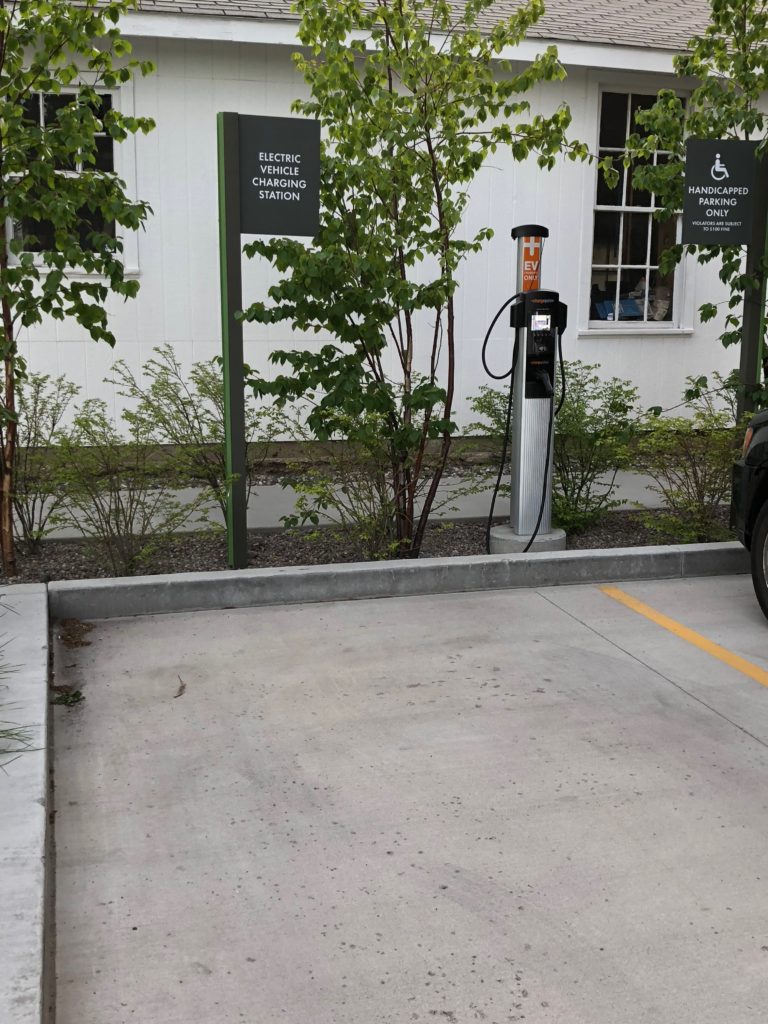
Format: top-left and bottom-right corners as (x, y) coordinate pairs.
(484, 225), (568, 554)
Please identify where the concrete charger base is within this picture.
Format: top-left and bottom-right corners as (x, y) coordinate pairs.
(489, 525), (567, 554)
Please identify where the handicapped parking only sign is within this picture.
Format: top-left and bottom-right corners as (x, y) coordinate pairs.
(682, 139), (759, 245)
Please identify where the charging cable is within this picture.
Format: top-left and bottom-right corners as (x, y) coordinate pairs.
(481, 296), (519, 555)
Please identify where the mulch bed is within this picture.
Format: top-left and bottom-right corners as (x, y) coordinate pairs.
(2, 508), (733, 585)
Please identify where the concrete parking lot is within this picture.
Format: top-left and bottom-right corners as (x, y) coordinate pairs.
(52, 574), (768, 1024)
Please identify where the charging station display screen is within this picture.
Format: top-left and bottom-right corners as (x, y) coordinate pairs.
(530, 313), (551, 332)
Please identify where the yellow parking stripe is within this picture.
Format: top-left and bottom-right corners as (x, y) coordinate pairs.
(600, 585), (768, 689)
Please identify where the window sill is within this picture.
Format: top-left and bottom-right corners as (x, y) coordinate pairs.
(9, 263), (140, 280)
(578, 326), (694, 339)
(66, 266), (140, 280)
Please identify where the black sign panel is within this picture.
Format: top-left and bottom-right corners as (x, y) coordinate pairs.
(238, 115), (320, 237)
(682, 139), (758, 245)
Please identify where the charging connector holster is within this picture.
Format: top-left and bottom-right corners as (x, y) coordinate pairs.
(510, 290), (567, 400)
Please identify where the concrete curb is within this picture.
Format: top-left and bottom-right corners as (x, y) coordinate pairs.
(0, 585), (49, 1024)
(47, 542), (750, 622)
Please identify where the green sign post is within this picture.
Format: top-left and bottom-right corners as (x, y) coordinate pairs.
(217, 112), (320, 569)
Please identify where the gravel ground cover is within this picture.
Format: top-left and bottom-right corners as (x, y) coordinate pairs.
(2, 508), (733, 585)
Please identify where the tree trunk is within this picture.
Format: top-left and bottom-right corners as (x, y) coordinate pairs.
(411, 295), (455, 557)
(409, 132), (455, 559)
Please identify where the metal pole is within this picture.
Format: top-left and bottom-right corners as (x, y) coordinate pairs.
(217, 112), (249, 569)
(509, 224), (553, 537)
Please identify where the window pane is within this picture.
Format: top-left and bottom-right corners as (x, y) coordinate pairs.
(591, 269), (618, 320)
(78, 207), (114, 250)
(21, 95), (41, 126)
(16, 218), (56, 252)
(596, 151), (624, 206)
(15, 210), (115, 254)
(648, 270), (674, 322)
(630, 94), (657, 137)
(43, 93), (73, 126)
(618, 271), (646, 320)
(55, 154), (78, 172)
(652, 151), (672, 204)
(42, 94), (77, 169)
(94, 136), (114, 172)
(89, 93), (112, 123)
(592, 211), (620, 265)
(599, 93), (628, 148)
(626, 160), (653, 207)
(622, 212), (650, 266)
(649, 217), (677, 266)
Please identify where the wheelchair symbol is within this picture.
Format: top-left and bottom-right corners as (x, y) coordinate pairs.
(711, 154), (729, 181)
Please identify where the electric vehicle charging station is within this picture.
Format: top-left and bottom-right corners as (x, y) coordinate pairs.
(485, 225), (568, 554)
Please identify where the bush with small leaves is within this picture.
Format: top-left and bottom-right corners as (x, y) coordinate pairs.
(466, 385), (513, 483)
(468, 362), (639, 532)
(278, 408), (410, 561)
(107, 345), (281, 519)
(553, 362), (639, 532)
(636, 375), (742, 543)
(14, 373), (79, 551)
(55, 399), (209, 576)
(278, 405), (483, 561)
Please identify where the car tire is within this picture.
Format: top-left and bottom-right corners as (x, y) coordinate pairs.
(750, 500), (768, 622)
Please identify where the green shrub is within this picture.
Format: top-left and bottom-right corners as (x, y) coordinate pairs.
(283, 416), (400, 561)
(466, 385), (512, 462)
(553, 362), (639, 531)
(467, 362), (638, 531)
(55, 399), (209, 576)
(278, 406), (482, 561)
(108, 345), (281, 519)
(465, 385), (512, 498)
(636, 375), (742, 543)
(14, 373), (80, 552)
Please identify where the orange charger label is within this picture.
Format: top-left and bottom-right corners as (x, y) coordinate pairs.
(521, 237), (542, 292)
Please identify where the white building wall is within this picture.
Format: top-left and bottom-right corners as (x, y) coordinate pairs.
(19, 35), (738, 428)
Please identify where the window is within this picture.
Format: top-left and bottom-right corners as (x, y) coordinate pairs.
(590, 91), (678, 326)
(14, 91), (115, 253)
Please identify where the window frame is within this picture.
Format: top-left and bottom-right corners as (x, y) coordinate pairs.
(5, 78), (140, 278)
(584, 85), (688, 335)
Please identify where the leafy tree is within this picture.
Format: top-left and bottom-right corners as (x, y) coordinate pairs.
(621, 0), (768, 413)
(107, 345), (285, 519)
(243, 0), (592, 558)
(0, 0), (155, 575)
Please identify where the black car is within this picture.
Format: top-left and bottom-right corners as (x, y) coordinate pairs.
(732, 408), (768, 620)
